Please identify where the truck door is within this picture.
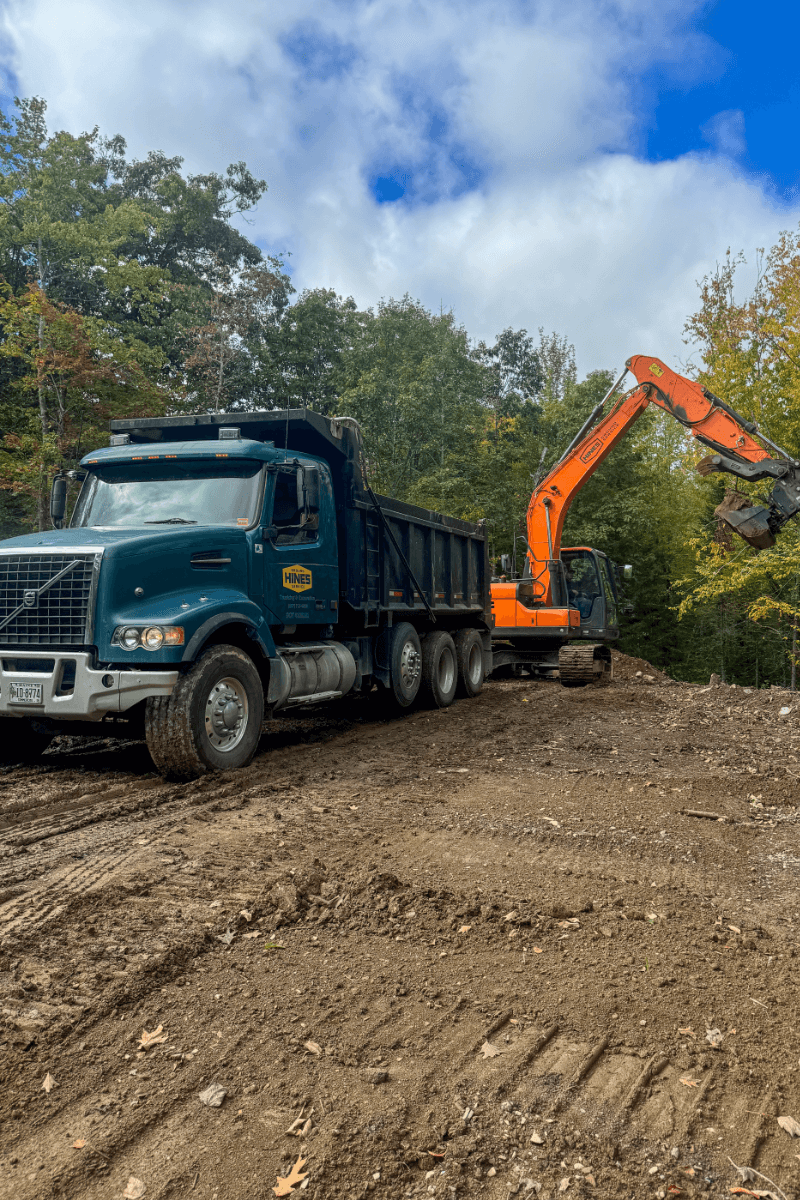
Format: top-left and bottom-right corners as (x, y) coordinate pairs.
(262, 462), (338, 630)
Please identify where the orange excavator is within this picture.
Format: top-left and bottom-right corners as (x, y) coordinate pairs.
(491, 354), (800, 686)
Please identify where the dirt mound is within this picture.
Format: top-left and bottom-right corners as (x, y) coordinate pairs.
(611, 647), (671, 683)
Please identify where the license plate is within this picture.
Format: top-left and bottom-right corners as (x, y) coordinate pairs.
(9, 682), (43, 705)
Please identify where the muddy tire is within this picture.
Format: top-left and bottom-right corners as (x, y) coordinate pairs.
(0, 718), (52, 764)
(453, 628), (484, 698)
(421, 630), (458, 708)
(385, 622), (423, 710)
(145, 644), (264, 781)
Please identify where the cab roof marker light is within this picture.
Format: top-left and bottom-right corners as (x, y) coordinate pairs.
(219, 427), (241, 440)
(109, 433), (130, 446)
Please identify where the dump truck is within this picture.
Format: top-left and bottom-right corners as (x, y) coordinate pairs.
(0, 410), (491, 779)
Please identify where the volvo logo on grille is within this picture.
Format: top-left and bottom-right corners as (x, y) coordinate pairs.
(23, 590), (38, 608)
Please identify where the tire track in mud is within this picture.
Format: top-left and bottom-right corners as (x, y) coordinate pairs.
(4, 677), (800, 1199)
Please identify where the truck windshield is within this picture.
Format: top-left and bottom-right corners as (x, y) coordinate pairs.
(71, 460), (263, 528)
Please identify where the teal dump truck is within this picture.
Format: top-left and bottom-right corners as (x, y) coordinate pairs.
(0, 410), (491, 779)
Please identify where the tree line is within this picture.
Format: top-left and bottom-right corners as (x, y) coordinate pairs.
(2, 97), (800, 687)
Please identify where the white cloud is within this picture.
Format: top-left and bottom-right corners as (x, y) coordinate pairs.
(1, 0), (797, 376)
(701, 109), (746, 158)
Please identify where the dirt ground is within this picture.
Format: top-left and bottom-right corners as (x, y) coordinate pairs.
(3, 658), (800, 1200)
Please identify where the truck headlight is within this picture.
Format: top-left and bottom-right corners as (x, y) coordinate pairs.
(113, 626), (184, 650)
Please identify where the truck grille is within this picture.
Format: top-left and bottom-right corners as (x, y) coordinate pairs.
(0, 553), (98, 646)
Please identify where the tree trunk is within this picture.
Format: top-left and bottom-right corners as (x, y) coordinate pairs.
(36, 239), (48, 531)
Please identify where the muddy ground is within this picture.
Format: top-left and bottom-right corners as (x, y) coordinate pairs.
(3, 656), (800, 1200)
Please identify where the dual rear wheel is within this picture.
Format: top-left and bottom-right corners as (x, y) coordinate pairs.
(385, 623), (484, 711)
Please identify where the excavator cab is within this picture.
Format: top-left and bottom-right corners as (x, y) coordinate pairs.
(562, 548), (620, 641)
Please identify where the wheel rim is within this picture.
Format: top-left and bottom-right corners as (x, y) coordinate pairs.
(204, 676), (249, 752)
(438, 645), (455, 695)
(399, 639), (421, 690)
(466, 641), (482, 685)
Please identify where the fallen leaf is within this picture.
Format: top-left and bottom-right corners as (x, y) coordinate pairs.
(72, 1139), (86, 1149)
(480, 1041), (501, 1059)
(138, 1025), (167, 1050)
(778, 1114), (800, 1137)
(303, 1040), (322, 1056)
(667, 1189), (683, 1196)
(558, 1178), (570, 1193)
(706, 1027), (724, 1049)
(684, 1168), (696, 1177)
(533, 947), (544, 953)
(599, 927), (613, 937)
(504, 911), (518, 922)
(680, 1078), (700, 1088)
(678, 1028), (696, 1037)
(728, 925), (741, 933)
(530, 1132), (544, 1145)
(123, 1179), (146, 1200)
(273, 1155), (308, 1196)
(458, 925), (472, 934)
(217, 929), (235, 946)
(198, 1083), (227, 1108)
(239, 909), (252, 922)
(42, 1073), (56, 1093)
(263, 942), (284, 952)
(242, 932), (261, 939)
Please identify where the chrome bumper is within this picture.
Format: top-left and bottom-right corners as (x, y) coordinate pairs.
(0, 652), (178, 721)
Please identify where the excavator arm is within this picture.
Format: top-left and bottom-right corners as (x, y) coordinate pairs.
(524, 355), (800, 608)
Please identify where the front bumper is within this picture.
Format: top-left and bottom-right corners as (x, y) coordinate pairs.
(0, 652), (178, 721)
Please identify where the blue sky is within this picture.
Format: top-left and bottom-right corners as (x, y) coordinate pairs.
(1, 0), (799, 373)
(643, 0), (800, 190)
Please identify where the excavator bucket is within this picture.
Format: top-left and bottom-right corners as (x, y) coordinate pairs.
(714, 490), (775, 551)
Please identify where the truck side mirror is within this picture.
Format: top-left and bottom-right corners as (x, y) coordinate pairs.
(262, 525), (278, 541)
(50, 475), (67, 527)
(305, 467), (320, 512)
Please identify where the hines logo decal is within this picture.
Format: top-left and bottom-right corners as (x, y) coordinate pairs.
(282, 565), (313, 593)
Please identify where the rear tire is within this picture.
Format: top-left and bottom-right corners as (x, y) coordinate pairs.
(453, 628), (484, 698)
(0, 718), (52, 765)
(421, 631), (458, 708)
(145, 644), (264, 781)
(384, 622), (423, 710)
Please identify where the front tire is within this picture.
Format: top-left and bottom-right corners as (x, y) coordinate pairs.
(0, 718), (52, 765)
(421, 630), (458, 708)
(145, 644), (264, 781)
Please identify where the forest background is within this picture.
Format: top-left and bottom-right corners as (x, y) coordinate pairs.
(2, 97), (800, 687)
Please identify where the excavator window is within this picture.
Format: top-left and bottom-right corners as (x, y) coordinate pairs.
(562, 550), (602, 623)
(598, 556), (618, 627)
